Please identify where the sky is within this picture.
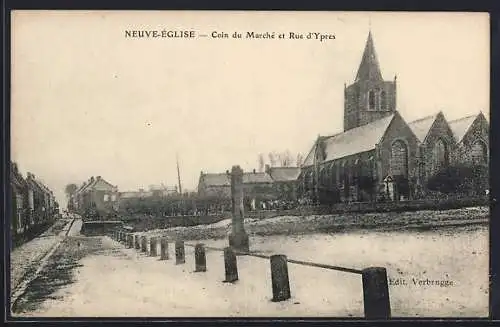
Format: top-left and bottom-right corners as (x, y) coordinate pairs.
(11, 11), (490, 207)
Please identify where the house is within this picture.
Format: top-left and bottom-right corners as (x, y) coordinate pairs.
(265, 165), (301, 201)
(10, 162), (28, 235)
(73, 176), (119, 218)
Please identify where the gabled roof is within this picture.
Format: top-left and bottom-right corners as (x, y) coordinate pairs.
(408, 113), (439, 142)
(355, 31), (383, 82)
(303, 114), (395, 167)
(200, 173), (230, 187)
(200, 171), (274, 187)
(268, 167), (301, 182)
(80, 176), (117, 193)
(448, 114), (478, 142)
(10, 162), (27, 187)
(243, 172), (273, 184)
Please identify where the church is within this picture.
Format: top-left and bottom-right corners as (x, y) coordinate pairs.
(299, 31), (489, 203)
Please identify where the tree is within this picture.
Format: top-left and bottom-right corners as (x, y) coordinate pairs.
(296, 153), (304, 167)
(65, 183), (78, 198)
(268, 152), (277, 167)
(280, 150), (294, 167)
(258, 154), (265, 172)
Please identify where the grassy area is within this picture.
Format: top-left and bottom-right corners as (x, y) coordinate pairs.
(144, 206), (489, 241)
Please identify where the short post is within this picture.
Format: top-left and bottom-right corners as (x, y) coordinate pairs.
(135, 235), (140, 250)
(270, 254), (291, 302)
(160, 238), (169, 260)
(194, 243), (207, 272)
(141, 236), (147, 253)
(128, 234), (134, 248)
(125, 234), (131, 248)
(223, 247), (238, 283)
(175, 240), (185, 264)
(362, 267), (391, 319)
(150, 237), (158, 257)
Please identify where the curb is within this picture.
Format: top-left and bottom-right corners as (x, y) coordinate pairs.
(10, 218), (77, 315)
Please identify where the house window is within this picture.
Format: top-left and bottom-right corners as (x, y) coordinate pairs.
(368, 90), (376, 110)
(433, 138), (448, 171)
(103, 194), (109, 202)
(111, 194), (117, 202)
(471, 141), (487, 164)
(380, 91), (387, 110)
(390, 140), (409, 177)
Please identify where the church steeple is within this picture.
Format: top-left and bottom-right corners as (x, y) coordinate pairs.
(355, 31), (383, 82)
(343, 31), (397, 132)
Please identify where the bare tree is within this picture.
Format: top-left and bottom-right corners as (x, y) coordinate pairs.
(258, 153), (265, 172)
(268, 152), (276, 167)
(65, 183), (78, 199)
(281, 150), (294, 167)
(296, 153), (304, 167)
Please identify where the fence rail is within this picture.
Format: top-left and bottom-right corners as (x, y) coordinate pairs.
(187, 243), (363, 274)
(110, 229), (391, 319)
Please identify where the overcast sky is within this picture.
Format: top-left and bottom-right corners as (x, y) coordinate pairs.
(11, 11), (489, 207)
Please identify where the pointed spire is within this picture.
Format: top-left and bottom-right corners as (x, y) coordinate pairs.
(355, 31), (383, 82)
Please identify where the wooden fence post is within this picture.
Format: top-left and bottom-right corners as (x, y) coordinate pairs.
(362, 267), (391, 319)
(175, 240), (185, 264)
(194, 243), (207, 272)
(160, 238), (169, 260)
(270, 254), (291, 302)
(150, 237), (158, 257)
(223, 247), (238, 283)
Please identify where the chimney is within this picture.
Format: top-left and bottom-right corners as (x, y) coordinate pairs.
(96, 176), (101, 180)
(200, 170), (203, 175)
(253, 169), (256, 174)
(90, 176), (95, 182)
(265, 164), (270, 174)
(226, 170), (229, 174)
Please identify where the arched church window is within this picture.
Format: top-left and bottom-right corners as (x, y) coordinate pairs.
(368, 90), (376, 110)
(471, 141), (487, 164)
(390, 140), (409, 177)
(380, 91), (387, 110)
(329, 163), (336, 186)
(433, 138), (448, 171)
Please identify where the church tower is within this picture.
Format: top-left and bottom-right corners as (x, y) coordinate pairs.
(344, 31), (397, 131)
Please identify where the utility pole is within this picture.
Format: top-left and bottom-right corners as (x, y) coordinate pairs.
(176, 153), (183, 195)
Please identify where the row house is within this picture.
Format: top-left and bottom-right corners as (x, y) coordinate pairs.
(10, 162), (58, 243)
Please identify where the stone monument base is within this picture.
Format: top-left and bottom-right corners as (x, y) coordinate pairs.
(228, 232), (250, 253)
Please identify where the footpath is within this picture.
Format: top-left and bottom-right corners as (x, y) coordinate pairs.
(10, 216), (78, 298)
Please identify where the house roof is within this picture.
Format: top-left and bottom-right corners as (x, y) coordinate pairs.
(80, 176), (117, 193)
(243, 172), (274, 184)
(448, 114), (478, 142)
(268, 167), (301, 182)
(200, 171), (274, 188)
(408, 113), (439, 142)
(303, 114), (395, 167)
(200, 173), (230, 187)
(10, 162), (27, 187)
(355, 31), (383, 82)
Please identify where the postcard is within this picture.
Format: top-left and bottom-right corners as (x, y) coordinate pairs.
(9, 10), (490, 318)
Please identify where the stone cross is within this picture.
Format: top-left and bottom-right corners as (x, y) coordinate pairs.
(228, 165), (249, 252)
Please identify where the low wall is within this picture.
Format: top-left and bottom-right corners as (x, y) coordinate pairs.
(121, 214), (231, 232)
(81, 221), (124, 236)
(245, 196), (489, 219)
